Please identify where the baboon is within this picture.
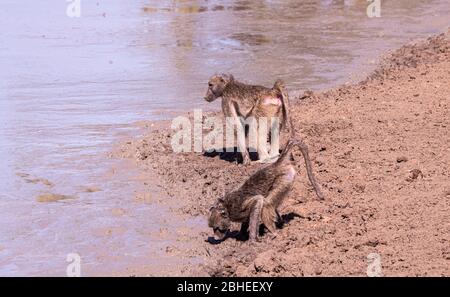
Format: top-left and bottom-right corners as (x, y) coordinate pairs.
(208, 138), (324, 242)
(204, 74), (290, 164)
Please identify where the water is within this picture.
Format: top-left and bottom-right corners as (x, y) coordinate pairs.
(0, 0), (448, 276)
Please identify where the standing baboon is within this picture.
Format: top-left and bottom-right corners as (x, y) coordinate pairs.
(208, 138), (325, 242)
(204, 74), (290, 164)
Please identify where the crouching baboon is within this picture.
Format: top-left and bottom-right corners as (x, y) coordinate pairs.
(204, 74), (290, 164)
(208, 138), (324, 242)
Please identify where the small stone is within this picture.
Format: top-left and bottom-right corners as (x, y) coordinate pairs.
(406, 169), (423, 181)
(396, 156), (408, 163)
(354, 184), (365, 193)
(299, 90), (314, 100)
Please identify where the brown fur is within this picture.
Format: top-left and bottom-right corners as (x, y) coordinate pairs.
(204, 74), (290, 164)
(249, 77), (323, 200)
(208, 138), (324, 242)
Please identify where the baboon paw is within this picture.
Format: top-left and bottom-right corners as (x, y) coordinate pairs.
(242, 159), (251, 166)
(256, 158), (270, 164)
(268, 233), (277, 240)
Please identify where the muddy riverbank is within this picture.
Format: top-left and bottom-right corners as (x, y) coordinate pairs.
(114, 30), (450, 276)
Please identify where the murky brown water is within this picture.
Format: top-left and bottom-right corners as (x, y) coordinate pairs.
(0, 0), (449, 276)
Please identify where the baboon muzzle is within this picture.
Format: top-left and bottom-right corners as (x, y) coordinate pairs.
(213, 227), (228, 240)
(204, 89), (217, 102)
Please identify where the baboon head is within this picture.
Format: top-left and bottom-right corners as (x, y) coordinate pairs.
(208, 200), (231, 240)
(204, 74), (234, 102)
(273, 79), (285, 90)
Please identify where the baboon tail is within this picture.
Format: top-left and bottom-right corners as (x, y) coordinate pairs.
(292, 138), (325, 200)
(273, 79), (324, 200)
(273, 79), (292, 134)
(277, 138), (325, 200)
(275, 138), (296, 165)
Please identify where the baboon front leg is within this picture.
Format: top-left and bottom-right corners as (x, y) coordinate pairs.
(237, 221), (249, 240)
(228, 101), (251, 165)
(275, 210), (283, 228)
(249, 195), (264, 241)
(268, 116), (281, 160)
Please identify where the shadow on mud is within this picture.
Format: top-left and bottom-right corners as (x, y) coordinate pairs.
(203, 147), (259, 164)
(206, 212), (301, 244)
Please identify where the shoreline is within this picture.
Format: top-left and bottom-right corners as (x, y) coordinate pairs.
(114, 30), (450, 276)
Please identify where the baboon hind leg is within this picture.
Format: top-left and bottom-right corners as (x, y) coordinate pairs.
(231, 102), (251, 165)
(262, 169), (296, 233)
(268, 116), (281, 160)
(248, 195), (264, 241)
(248, 117), (270, 162)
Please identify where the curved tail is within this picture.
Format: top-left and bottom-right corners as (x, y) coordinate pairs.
(273, 79), (292, 133)
(273, 84), (325, 200)
(277, 138), (324, 200)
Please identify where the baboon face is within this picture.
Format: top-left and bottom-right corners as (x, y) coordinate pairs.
(204, 74), (232, 102)
(208, 202), (231, 240)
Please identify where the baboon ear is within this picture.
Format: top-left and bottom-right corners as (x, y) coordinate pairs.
(220, 74), (234, 84)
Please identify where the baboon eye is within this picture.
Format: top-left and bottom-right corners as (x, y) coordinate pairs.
(208, 83), (213, 87)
